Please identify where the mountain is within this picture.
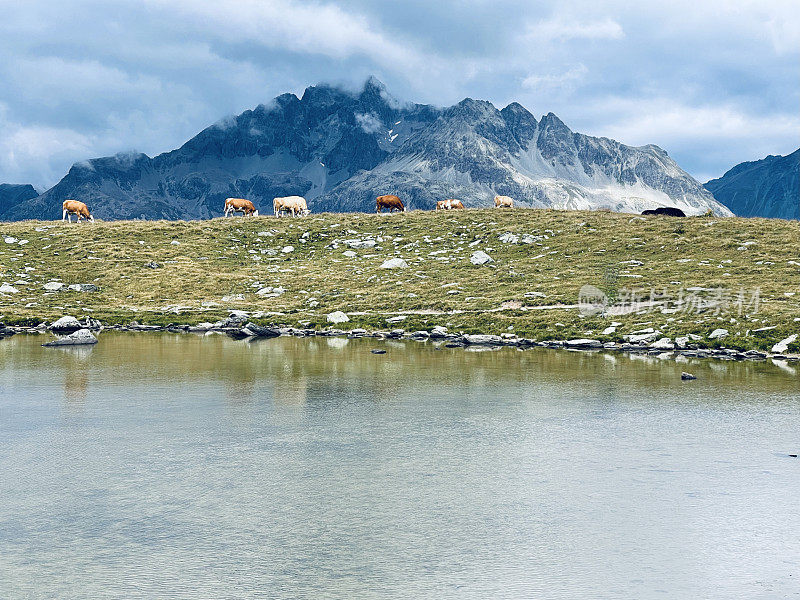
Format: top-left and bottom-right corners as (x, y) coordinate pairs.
(5, 78), (730, 220)
(0, 184), (39, 219)
(704, 149), (799, 219)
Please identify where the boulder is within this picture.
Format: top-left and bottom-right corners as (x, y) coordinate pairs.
(772, 334), (798, 354)
(43, 328), (98, 347)
(470, 250), (493, 265)
(681, 372), (697, 381)
(327, 311), (350, 324)
(281, 246), (294, 253)
(219, 311), (249, 328)
(386, 315), (407, 323)
(256, 286), (285, 297)
(430, 325), (448, 338)
(709, 328), (729, 340)
(498, 232), (519, 244)
(50, 315), (83, 332)
(650, 337), (675, 350)
(43, 282), (64, 292)
(241, 322), (281, 338)
(565, 338), (603, 349)
(380, 258), (408, 269)
(0, 283), (19, 294)
(462, 334), (503, 345)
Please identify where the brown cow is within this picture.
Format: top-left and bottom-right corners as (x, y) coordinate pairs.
(224, 197), (258, 217)
(62, 200), (94, 223)
(376, 195), (405, 213)
(494, 195), (514, 208)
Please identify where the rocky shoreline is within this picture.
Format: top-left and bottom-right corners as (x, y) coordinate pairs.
(1, 311), (798, 365)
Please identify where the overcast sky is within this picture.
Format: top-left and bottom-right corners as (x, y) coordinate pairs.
(1, 0), (798, 188)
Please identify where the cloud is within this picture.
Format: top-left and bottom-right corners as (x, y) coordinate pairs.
(355, 112), (383, 134)
(0, 0), (797, 187)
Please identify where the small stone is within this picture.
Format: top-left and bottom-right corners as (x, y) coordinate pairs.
(601, 326), (617, 335)
(256, 286), (285, 297)
(470, 250), (493, 265)
(144, 261), (161, 269)
(327, 311), (350, 324)
(0, 283), (19, 294)
(709, 328), (729, 340)
(681, 372), (697, 381)
(380, 258), (408, 269)
(68, 283), (100, 292)
(281, 246), (294, 253)
(343, 250), (357, 258)
(4, 237), (18, 244)
(386, 315), (407, 323)
(371, 349), (387, 354)
(498, 232), (519, 244)
(345, 239), (376, 249)
(43, 282), (64, 292)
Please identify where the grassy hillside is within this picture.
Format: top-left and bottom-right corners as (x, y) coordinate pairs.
(1, 209), (798, 351)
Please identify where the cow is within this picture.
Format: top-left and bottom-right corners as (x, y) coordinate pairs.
(273, 196), (310, 217)
(642, 207), (687, 217)
(62, 200), (94, 223)
(436, 199), (465, 211)
(448, 199), (465, 210)
(224, 198), (258, 217)
(376, 195), (405, 213)
(494, 195), (514, 209)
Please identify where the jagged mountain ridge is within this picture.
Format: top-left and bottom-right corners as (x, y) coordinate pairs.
(5, 78), (730, 220)
(704, 149), (799, 219)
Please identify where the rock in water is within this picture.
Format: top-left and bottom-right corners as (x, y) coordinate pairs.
(681, 372), (697, 381)
(470, 250), (493, 265)
(50, 315), (83, 332)
(43, 328), (98, 347)
(241, 323), (281, 338)
(371, 349), (387, 354)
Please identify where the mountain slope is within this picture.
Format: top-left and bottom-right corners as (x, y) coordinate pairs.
(7, 78), (729, 220)
(705, 149), (799, 219)
(0, 184), (39, 219)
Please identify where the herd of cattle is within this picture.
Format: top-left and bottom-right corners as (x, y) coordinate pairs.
(60, 193), (688, 222)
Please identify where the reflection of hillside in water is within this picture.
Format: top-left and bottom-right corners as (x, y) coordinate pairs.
(0, 333), (797, 404)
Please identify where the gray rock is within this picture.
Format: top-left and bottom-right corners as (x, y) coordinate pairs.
(462, 334), (503, 345)
(650, 337), (675, 350)
(709, 328), (729, 340)
(470, 250), (493, 265)
(681, 372), (697, 381)
(430, 325), (448, 338)
(50, 315), (83, 332)
(371, 349), (386, 354)
(327, 311), (350, 324)
(344, 239), (377, 249)
(43, 282), (64, 292)
(256, 286), (285, 297)
(219, 311), (249, 328)
(565, 338), (603, 349)
(144, 261), (161, 269)
(241, 322), (281, 338)
(772, 334), (798, 354)
(380, 258), (408, 269)
(0, 283), (19, 294)
(43, 328), (98, 347)
(386, 315), (407, 323)
(498, 232), (519, 244)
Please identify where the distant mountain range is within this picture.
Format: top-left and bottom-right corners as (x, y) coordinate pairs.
(704, 148), (799, 220)
(0, 184), (38, 220)
(0, 78), (733, 220)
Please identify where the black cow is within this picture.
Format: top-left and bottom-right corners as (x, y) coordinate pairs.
(642, 207), (687, 217)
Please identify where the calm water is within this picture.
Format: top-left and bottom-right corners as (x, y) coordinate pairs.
(0, 333), (798, 599)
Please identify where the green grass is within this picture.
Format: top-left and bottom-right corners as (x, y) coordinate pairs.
(1, 209), (798, 351)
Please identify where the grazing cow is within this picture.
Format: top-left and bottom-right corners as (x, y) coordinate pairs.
(62, 200), (94, 223)
(224, 198), (258, 217)
(642, 207), (686, 217)
(436, 199), (465, 210)
(273, 196), (310, 217)
(376, 195), (405, 213)
(494, 195), (514, 208)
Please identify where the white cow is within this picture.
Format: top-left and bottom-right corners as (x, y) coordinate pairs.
(273, 196), (310, 217)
